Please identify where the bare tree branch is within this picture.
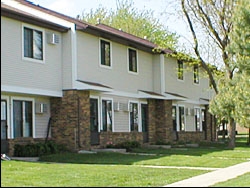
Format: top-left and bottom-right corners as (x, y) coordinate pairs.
(181, 0), (218, 93)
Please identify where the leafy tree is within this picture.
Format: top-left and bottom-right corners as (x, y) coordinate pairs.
(180, 0), (240, 148)
(78, 0), (179, 50)
(210, 0), (250, 145)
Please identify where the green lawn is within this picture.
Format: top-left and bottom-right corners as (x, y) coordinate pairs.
(211, 172), (250, 187)
(1, 135), (249, 187)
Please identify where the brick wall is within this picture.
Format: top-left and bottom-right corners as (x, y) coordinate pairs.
(148, 99), (173, 144)
(99, 131), (143, 148)
(50, 90), (91, 151)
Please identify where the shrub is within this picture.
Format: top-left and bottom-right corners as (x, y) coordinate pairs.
(114, 141), (141, 151)
(14, 141), (67, 157)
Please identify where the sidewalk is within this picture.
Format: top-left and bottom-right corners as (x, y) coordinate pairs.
(163, 161), (250, 187)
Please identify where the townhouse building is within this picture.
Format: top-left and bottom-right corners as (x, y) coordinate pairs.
(1, 0), (216, 156)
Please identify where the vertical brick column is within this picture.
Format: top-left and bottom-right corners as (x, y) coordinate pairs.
(148, 99), (173, 144)
(148, 99), (157, 144)
(50, 90), (90, 151)
(205, 106), (217, 142)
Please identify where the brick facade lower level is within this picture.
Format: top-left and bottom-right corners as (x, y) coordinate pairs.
(6, 90), (217, 156)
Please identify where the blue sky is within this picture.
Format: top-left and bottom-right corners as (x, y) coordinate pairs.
(32, 0), (191, 45)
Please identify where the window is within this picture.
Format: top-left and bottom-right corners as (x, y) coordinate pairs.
(90, 98), (99, 132)
(177, 60), (184, 80)
(128, 48), (138, 73)
(102, 99), (113, 131)
(194, 64), (199, 84)
(172, 106), (177, 131)
(130, 102), (138, 131)
(179, 106), (185, 131)
(1, 100), (7, 139)
(13, 100), (33, 138)
(194, 108), (201, 131)
(23, 27), (43, 60)
(141, 104), (148, 132)
(100, 39), (111, 67)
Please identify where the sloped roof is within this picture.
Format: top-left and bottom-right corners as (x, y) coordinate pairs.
(1, 3), (69, 32)
(1, 0), (173, 54)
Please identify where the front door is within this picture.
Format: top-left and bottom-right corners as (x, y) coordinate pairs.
(141, 104), (149, 143)
(1, 100), (9, 153)
(90, 99), (99, 145)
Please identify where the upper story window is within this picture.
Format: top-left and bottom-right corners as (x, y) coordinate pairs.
(128, 48), (138, 73)
(23, 26), (43, 61)
(194, 64), (199, 84)
(100, 39), (111, 67)
(177, 60), (184, 80)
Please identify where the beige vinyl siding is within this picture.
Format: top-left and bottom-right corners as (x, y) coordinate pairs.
(152, 55), (162, 94)
(164, 57), (213, 100)
(91, 92), (147, 132)
(1, 17), (63, 94)
(34, 97), (51, 138)
(1, 93), (51, 139)
(77, 32), (154, 93)
(62, 32), (73, 89)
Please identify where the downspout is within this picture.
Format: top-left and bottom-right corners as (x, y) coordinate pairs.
(77, 94), (82, 148)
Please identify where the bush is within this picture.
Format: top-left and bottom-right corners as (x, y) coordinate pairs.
(14, 141), (67, 157)
(114, 141), (141, 151)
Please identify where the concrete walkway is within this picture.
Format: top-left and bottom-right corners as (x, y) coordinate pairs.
(163, 161), (250, 187)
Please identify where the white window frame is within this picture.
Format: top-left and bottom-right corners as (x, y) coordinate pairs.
(193, 64), (200, 85)
(128, 100), (139, 132)
(100, 97), (114, 132)
(177, 104), (186, 132)
(90, 95), (100, 132)
(194, 106), (202, 132)
(99, 38), (112, 69)
(177, 60), (184, 82)
(22, 24), (45, 64)
(1, 95), (11, 139)
(10, 96), (35, 139)
(139, 101), (148, 132)
(172, 104), (178, 131)
(127, 47), (139, 75)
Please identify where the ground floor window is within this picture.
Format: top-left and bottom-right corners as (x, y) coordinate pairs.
(13, 100), (33, 138)
(1, 100), (7, 139)
(130, 102), (138, 131)
(179, 106), (185, 131)
(194, 107), (201, 131)
(173, 105), (186, 131)
(101, 99), (113, 131)
(172, 106), (177, 131)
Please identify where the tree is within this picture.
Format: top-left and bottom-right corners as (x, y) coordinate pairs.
(180, 0), (239, 148)
(79, 0), (179, 50)
(210, 0), (250, 145)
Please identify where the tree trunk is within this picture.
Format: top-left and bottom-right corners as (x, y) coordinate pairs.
(227, 118), (236, 149)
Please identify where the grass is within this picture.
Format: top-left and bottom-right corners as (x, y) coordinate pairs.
(1, 134), (249, 187)
(211, 172), (250, 187)
(1, 161), (206, 187)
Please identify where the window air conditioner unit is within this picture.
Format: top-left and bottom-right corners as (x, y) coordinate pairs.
(114, 102), (129, 112)
(35, 103), (48, 114)
(114, 102), (120, 111)
(47, 33), (59, 44)
(186, 108), (194, 116)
